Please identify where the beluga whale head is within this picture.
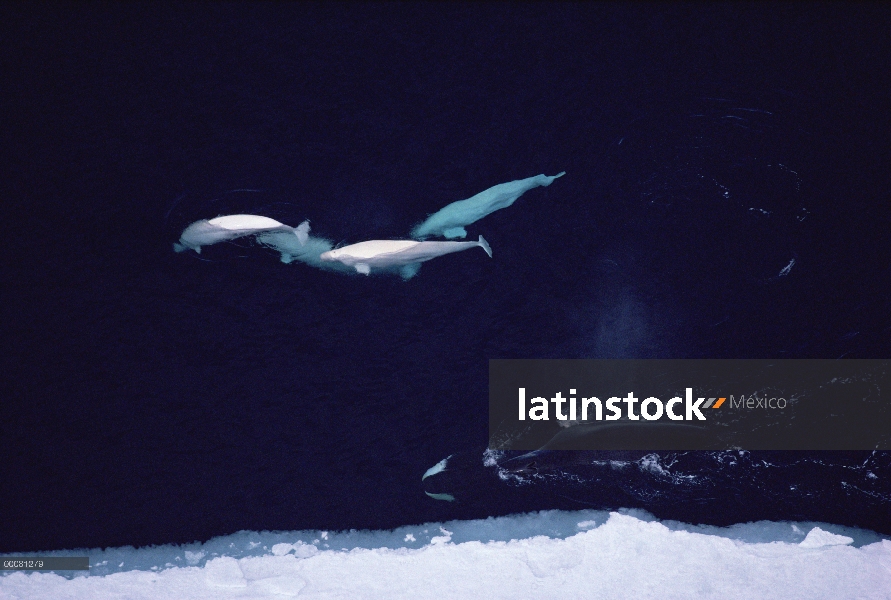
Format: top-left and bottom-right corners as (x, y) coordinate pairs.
(319, 248), (343, 261)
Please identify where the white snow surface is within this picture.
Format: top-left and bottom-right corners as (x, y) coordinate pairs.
(2, 510), (890, 599)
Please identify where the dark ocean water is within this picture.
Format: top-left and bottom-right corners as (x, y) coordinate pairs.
(2, 3), (890, 553)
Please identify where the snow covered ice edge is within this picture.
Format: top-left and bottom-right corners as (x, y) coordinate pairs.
(3, 510), (890, 599)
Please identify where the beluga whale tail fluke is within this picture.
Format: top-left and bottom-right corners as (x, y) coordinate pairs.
(255, 220), (356, 273)
(410, 172), (565, 240)
(174, 214), (306, 254)
(293, 220), (310, 246)
(319, 235), (492, 278)
(478, 235), (492, 258)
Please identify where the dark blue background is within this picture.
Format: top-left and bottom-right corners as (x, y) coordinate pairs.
(2, 3), (890, 552)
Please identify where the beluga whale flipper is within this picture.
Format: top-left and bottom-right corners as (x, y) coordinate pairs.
(411, 172), (566, 239)
(319, 235), (492, 279)
(174, 214), (307, 254)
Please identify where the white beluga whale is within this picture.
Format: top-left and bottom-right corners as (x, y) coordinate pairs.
(422, 455), (453, 481)
(319, 235), (492, 279)
(174, 215), (309, 253)
(421, 455), (460, 502)
(411, 172), (565, 239)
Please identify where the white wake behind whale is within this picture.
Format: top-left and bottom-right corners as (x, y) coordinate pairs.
(255, 221), (357, 274)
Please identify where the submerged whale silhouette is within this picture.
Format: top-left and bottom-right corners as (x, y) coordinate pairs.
(174, 215), (308, 254)
(319, 235), (492, 279)
(411, 172), (565, 239)
(498, 421), (715, 475)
